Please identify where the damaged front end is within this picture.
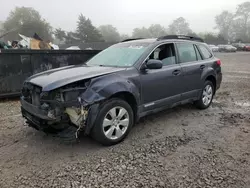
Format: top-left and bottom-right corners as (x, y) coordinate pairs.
(21, 72), (139, 141)
(21, 80), (97, 140)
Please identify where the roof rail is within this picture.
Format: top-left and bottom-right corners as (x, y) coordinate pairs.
(157, 35), (204, 42)
(120, 38), (145, 42)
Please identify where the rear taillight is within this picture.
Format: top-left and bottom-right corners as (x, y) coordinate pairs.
(216, 60), (221, 66)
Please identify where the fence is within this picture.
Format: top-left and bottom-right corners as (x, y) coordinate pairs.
(0, 49), (100, 98)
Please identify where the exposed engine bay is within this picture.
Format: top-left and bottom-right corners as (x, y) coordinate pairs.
(21, 80), (95, 140)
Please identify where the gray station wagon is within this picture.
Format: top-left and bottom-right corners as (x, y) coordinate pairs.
(21, 35), (222, 145)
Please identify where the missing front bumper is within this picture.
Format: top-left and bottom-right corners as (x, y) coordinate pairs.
(20, 95), (99, 138)
(20, 97), (56, 121)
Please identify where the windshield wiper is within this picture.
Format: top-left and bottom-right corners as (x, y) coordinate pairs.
(98, 64), (120, 68)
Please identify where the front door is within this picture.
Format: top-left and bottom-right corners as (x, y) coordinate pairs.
(140, 43), (183, 111)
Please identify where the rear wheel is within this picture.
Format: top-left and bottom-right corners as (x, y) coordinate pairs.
(91, 98), (134, 145)
(195, 80), (214, 109)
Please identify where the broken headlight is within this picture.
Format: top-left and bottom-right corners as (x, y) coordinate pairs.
(40, 91), (49, 99)
(61, 80), (90, 102)
(40, 90), (62, 102)
(63, 90), (81, 102)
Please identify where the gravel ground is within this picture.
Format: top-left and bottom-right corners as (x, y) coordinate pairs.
(0, 52), (250, 188)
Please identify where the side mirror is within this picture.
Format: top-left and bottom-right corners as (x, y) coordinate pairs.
(143, 59), (163, 70)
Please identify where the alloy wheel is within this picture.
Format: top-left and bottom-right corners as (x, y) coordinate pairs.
(102, 106), (129, 140)
(202, 85), (213, 106)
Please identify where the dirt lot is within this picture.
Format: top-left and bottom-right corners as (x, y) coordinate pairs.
(0, 52), (250, 188)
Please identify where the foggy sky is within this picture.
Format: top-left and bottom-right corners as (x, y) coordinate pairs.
(0, 0), (247, 34)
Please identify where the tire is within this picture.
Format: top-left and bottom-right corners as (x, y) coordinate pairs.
(195, 80), (214, 109)
(91, 98), (134, 146)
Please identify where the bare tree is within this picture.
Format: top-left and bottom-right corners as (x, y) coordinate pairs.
(235, 2), (250, 40)
(215, 11), (234, 41)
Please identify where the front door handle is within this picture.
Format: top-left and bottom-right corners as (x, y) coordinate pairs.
(172, 69), (181, 76)
(200, 65), (205, 70)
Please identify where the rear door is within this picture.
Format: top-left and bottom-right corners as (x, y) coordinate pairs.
(175, 42), (205, 100)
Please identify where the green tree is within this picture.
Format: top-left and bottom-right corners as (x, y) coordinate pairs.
(203, 33), (219, 44)
(198, 32), (226, 44)
(215, 11), (234, 41)
(64, 31), (80, 44)
(148, 24), (167, 37)
(3, 7), (52, 41)
(120, 34), (130, 41)
(132, 24), (167, 38)
(76, 14), (103, 42)
(168, 17), (192, 35)
(132, 27), (151, 38)
(0, 21), (3, 34)
(54, 28), (66, 41)
(53, 28), (80, 44)
(187, 31), (198, 37)
(98, 25), (120, 42)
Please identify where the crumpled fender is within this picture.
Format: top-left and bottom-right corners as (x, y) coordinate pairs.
(80, 73), (140, 105)
(81, 73), (140, 134)
(84, 103), (100, 135)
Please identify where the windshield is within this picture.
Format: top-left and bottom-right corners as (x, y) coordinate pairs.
(86, 42), (151, 67)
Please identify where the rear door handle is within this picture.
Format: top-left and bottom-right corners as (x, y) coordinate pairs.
(200, 65), (205, 70)
(172, 69), (181, 76)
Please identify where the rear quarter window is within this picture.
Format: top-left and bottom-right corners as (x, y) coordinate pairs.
(194, 45), (202, 60)
(197, 44), (213, 59)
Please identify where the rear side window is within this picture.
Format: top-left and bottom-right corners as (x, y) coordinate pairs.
(197, 44), (213, 59)
(176, 43), (197, 63)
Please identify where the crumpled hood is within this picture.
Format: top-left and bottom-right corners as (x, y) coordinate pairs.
(26, 65), (126, 91)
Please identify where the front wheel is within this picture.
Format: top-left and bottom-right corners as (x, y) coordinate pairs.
(195, 80), (214, 109)
(91, 98), (134, 145)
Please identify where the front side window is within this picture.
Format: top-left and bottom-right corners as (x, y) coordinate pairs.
(197, 44), (213, 59)
(148, 43), (176, 66)
(86, 42), (151, 67)
(176, 43), (197, 63)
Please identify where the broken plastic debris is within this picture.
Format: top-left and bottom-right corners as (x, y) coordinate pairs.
(66, 46), (81, 50)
